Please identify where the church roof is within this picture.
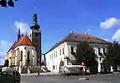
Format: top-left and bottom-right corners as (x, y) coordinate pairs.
(15, 35), (32, 46)
(45, 32), (111, 54)
(7, 35), (32, 52)
(7, 41), (17, 52)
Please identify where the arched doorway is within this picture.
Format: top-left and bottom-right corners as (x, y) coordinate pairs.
(59, 60), (64, 72)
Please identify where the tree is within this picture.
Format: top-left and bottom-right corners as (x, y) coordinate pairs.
(73, 41), (97, 73)
(106, 41), (120, 71)
(4, 59), (9, 67)
(0, 0), (16, 7)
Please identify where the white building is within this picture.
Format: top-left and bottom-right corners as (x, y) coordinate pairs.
(45, 32), (111, 73)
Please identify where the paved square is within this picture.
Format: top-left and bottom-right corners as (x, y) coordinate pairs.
(21, 73), (120, 83)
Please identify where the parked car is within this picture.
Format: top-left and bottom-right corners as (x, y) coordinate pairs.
(0, 71), (14, 83)
(59, 65), (86, 76)
(0, 67), (21, 83)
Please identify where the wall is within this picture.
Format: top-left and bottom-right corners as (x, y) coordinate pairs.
(14, 46), (37, 66)
(45, 42), (68, 72)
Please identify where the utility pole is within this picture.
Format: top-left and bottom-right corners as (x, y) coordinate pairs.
(37, 53), (46, 75)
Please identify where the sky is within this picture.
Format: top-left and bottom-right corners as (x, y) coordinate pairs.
(0, 0), (120, 64)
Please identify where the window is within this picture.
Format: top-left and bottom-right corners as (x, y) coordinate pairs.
(71, 46), (74, 54)
(59, 49), (61, 55)
(20, 51), (23, 61)
(27, 51), (30, 65)
(98, 48), (100, 54)
(27, 51), (30, 60)
(62, 48), (64, 54)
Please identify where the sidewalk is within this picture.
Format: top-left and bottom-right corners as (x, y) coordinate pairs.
(21, 72), (61, 76)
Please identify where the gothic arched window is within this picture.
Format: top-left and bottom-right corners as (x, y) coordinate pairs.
(26, 51), (30, 65)
(20, 51), (23, 61)
(27, 51), (30, 60)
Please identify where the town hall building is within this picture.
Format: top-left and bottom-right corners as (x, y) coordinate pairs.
(45, 32), (112, 73)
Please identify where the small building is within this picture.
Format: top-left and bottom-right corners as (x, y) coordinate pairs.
(45, 32), (111, 73)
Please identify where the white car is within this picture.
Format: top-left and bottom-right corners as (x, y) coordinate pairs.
(59, 65), (86, 75)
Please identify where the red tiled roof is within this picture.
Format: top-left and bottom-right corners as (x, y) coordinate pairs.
(45, 32), (111, 54)
(7, 35), (32, 52)
(15, 35), (32, 46)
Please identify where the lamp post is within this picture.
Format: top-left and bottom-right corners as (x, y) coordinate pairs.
(37, 53), (46, 75)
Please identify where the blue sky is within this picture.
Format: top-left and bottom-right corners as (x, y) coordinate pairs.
(0, 0), (120, 64)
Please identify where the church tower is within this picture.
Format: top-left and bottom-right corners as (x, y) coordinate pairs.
(30, 13), (41, 65)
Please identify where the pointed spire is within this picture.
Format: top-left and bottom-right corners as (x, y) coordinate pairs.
(30, 12), (40, 30)
(17, 28), (21, 40)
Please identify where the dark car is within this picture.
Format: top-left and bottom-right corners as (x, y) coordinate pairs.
(0, 69), (21, 83)
(0, 71), (14, 83)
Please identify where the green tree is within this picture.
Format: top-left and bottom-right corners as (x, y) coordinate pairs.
(106, 41), (120, 71)
(4, 59), (9, 67)
(73, 41), (97, 73)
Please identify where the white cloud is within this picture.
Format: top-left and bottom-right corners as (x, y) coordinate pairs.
(14, 21), (31, 34)
(100, 17), (120, 29)
(0, 40), (11, 65)
(112, 29), (120, 42)
(104, 38), (109, 41)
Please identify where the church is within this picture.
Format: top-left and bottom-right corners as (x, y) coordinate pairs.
(5, 13), (41, 73)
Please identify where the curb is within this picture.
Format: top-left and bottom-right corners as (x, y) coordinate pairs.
(21, 73), (61, 76)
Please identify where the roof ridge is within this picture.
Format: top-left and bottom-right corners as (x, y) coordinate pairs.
(45, 32), (111, 54)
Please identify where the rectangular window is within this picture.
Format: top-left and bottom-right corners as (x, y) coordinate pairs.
(60, 49), (61, 55)
(98, 48), (100, 53)
(62, 48), (64, 54)
(71, 46), (74, 54)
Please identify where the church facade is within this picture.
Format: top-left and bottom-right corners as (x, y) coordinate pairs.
(6, 13), (41, 73)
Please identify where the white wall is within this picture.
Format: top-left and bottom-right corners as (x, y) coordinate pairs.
(45, 41), (108, 73)
(14, 46), (37, 66)
(45, 42), (68, 72)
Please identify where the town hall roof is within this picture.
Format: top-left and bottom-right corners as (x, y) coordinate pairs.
(45, 32), (111, 54)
